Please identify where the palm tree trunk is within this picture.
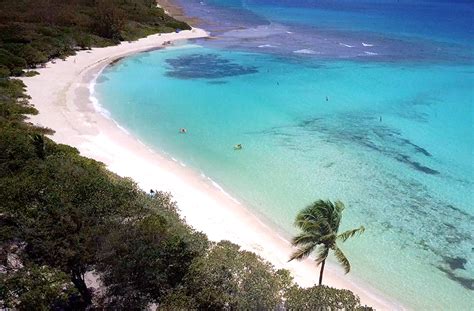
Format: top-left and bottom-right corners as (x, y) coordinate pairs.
(318, 259), (326, 285)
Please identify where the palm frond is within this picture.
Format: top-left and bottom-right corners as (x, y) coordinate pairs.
(291, 232), (320, 247)
(330, 200), (344, 231)
(295, 200), (340, 232)
(333, 245), (351, 274)
(318, 232), (337, 245)
(315, 245), (329, 264)
(289, 243), (316, 261)
(334, 200), (345, 213)
(296, 218), (331, 235)
(337, 226), (365, 242)
(295, 206), (325, 227)
(320, 200), (334, 220)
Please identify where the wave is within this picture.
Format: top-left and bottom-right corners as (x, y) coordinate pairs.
(258, 44), (277, 48)
(362, 42), (374, 47)
(339, 43), (355, 48)
(114, 122), (130, 135)
(88, 69), (135, 137)
(223, 23), (290, 39)
(293, 49), (317, 54)
(364, 51), (379, 56)
(203, 176), (242, 205)
(88, 71), (111, 119)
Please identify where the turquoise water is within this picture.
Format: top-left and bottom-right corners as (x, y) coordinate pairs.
(95, 0), (474, 308)
(95, 45), (473, 309)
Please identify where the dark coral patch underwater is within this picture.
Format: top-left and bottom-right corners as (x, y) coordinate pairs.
(165, 53), (258, 80)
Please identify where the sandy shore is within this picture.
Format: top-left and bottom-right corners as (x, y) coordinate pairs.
(20, 28), (402, 310)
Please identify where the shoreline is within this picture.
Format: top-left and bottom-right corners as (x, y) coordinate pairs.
(20, 29), (403, 310)
(156, 0), (201, 26)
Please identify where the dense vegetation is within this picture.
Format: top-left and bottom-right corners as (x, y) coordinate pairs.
(0, 1), (373, 309)
(0, 0), (190, 76)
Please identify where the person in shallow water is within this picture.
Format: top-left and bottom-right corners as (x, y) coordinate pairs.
(179, 128), (187, 134)
(234, 144), (242, 150)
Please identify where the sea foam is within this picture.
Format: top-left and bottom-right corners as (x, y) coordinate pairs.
(293, 49), (317, 54)
(339, 43), (355, 48)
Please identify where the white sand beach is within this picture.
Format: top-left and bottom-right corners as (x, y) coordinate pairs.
(20, 28), (403, 310)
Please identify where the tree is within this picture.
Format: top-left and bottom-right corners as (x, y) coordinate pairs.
(95, 197), (209, 309)
(94, 0), (126, 41)
(284, 285), (374, 311)
(16, 45), (48, 68)
(0, 135), (149, 307)
(289, 200), (365, 285)
(165, 241), (291, 310)
(0, 264), (77, 310)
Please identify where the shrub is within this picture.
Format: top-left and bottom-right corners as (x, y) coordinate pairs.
(285, 285), (375, 311)
(0, 49), (27, 72)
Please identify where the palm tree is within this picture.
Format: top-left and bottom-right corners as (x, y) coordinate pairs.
(289, 200), (365, 285)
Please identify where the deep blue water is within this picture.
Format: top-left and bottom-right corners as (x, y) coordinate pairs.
(95, 0), (474, 308)
(176, 0), (474, 62)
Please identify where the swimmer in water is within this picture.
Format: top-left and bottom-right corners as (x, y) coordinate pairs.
(179, 128), (187, 134)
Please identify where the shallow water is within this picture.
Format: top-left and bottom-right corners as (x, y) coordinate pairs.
(95, 0), (474, 308)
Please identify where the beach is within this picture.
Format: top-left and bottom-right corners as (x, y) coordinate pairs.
(20, 28), (402, 310)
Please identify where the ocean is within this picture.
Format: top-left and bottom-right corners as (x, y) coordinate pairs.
(94, 0), (474, 308)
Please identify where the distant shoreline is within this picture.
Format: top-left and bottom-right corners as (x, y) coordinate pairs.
(20, 24), (402, 311)
(156, 0), (201, 26)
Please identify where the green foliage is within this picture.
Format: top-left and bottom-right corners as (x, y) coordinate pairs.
(0, 79), (38, 130)
(285, 285), (375, 311)
(94, 0), (127, 41)
(23, 70), (39, 77)
(16, 44), (49, 67)
(0, 264), (76, 310)
(0, 65), (11, 77)
(0, 0), (191, 74)
(96, 193), (209, 309)
(164, 240), (291, 310)
(0, 122), (146, 304)
(290, 200), (365, 283)
(0, 49), (27, 76)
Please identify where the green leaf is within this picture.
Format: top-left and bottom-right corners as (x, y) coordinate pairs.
(289, 243), (316, 261)
(333, 246), (351, 274)
(337, 226), (366, 242)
